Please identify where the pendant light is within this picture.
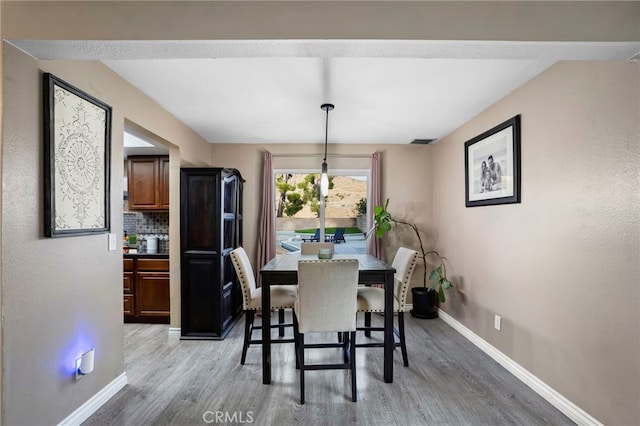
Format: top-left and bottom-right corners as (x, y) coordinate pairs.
(320, 103), (334, 197)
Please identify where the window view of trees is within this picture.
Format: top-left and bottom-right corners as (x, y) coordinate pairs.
(274, 172), (368, 254)
(276, 173), (335, 218)
(354, 197), (367, 216)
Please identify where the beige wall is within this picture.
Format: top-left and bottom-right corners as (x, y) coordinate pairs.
(1, 43), (211, 425)
(431, 61), (640, 425)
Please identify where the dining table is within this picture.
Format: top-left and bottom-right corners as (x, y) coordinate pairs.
(259, 253), (396, 384)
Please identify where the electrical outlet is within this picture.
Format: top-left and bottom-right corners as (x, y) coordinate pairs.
(494, 314), (502, 331)
(108, 233), (117, 251)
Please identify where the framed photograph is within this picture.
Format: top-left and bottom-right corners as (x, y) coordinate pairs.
(464, 115), (521, 207)
(43, 73), (112, 237)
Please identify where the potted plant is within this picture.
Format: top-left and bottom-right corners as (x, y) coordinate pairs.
(370, 198), (452, 318)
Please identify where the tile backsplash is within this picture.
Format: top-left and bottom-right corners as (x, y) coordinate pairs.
(123, 212), (138, 234)
(124, 211), (169, 253)
(137, 211), (169, 234)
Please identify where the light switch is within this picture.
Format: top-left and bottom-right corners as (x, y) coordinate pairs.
(108, 233), (117, 251)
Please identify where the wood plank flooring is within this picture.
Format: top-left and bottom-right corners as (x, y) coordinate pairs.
(83, 313), (573, 425)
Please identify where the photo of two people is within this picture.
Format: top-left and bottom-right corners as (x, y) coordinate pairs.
(464, 115), (520, 207)
(479, 154), (503, 193)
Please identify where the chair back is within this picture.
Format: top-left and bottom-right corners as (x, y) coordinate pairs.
(392, 247), (419, 308)
(230, 247), (257, 310)
(301, 242), (335, 255)
(296, 259), (359, 333)
(333, 228), (345, 242)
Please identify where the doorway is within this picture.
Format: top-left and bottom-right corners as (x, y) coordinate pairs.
(123, 122), (171, 324)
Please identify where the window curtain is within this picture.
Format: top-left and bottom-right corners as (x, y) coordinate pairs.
(367, 152), (385, 261)
(256, 151), (276, 286)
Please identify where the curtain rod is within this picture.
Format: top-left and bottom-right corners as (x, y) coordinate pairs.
(272, 153), (372, 159)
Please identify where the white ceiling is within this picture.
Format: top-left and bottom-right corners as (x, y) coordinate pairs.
(12, 39), (639, 145)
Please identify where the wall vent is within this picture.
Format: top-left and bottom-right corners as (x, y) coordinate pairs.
(410, 139), (437, 145)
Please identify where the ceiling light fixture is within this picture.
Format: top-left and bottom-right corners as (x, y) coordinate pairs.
(320, 103), (334, 197)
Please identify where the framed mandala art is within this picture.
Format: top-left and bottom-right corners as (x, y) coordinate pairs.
(43, 73), (112, 237)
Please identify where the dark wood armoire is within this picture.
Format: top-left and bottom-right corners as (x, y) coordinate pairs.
(180, 168), (244, 339)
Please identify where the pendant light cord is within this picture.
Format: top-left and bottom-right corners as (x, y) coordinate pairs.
(321, 103), (334, 162)
(323, 107), (329, 162)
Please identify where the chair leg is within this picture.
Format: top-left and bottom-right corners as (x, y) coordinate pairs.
(350, 331), (357, 402)
(278, 308), (285, 337)
(343, 331), (349, 363)
(398, 312), (409, 367)
(364, 312), (372, 337)
(293, 313), (300, 370)
(241, 310), (254, 365)
(299, 333), (305, 405)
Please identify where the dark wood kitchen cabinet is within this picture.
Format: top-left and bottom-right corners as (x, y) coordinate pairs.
(180, 168), (243, 339)
(123, 259), (134, 316)
(123, 257), (170, 323)
(127, 155), (169, 210)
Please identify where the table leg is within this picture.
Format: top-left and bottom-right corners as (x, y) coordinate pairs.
(262, 281), (271, 384)
(384, 271), (394, 383)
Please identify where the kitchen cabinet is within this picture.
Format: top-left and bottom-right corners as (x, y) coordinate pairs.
(127, 155), (169, 210)
(180, 168), (243, 339)
(123, 259), (134, 316)
(123, 256), (170, 323)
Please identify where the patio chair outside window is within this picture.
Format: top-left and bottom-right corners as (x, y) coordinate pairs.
(301, 229), (320, 242)
(329, 227), (346, 244)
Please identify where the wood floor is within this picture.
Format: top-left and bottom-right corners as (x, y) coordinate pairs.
(84, 313), (573, 425)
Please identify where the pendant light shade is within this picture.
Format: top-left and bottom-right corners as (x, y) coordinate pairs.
(320, 103), (334, 197)
(320, 161), (329, 197)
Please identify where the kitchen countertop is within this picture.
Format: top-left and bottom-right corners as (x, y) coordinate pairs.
(123, 252), (169, 259)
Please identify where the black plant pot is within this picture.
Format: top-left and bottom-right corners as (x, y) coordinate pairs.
(410, 287), (438, 319)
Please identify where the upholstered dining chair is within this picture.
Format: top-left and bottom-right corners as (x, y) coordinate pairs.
(230, 247), (298, 365)
(300, 242), (335, 255)
(294, 259), (359, 404)
(356, 247), (418, 367)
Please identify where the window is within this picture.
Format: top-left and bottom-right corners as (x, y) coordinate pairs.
(273, 170), (369, 254)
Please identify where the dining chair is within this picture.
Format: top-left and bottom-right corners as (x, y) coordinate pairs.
(300, 242), (335, 255)
(230, 247), (298, 365)
(356, 247), (418, 367)
(294, 259), (359, 404)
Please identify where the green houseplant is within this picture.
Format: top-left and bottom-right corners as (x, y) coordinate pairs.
(371, 198), (452, 318)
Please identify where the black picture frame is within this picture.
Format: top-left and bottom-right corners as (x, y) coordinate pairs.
(464, 115), (521, 207)
(43, 73), (112, 237)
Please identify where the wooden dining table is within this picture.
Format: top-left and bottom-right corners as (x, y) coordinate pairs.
(259, 253), (396, 384)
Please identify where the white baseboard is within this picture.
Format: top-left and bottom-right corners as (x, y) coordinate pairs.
(58, 373), (127, 426)
(168, 327), (181, 338)
(436, 309), (602, 426)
